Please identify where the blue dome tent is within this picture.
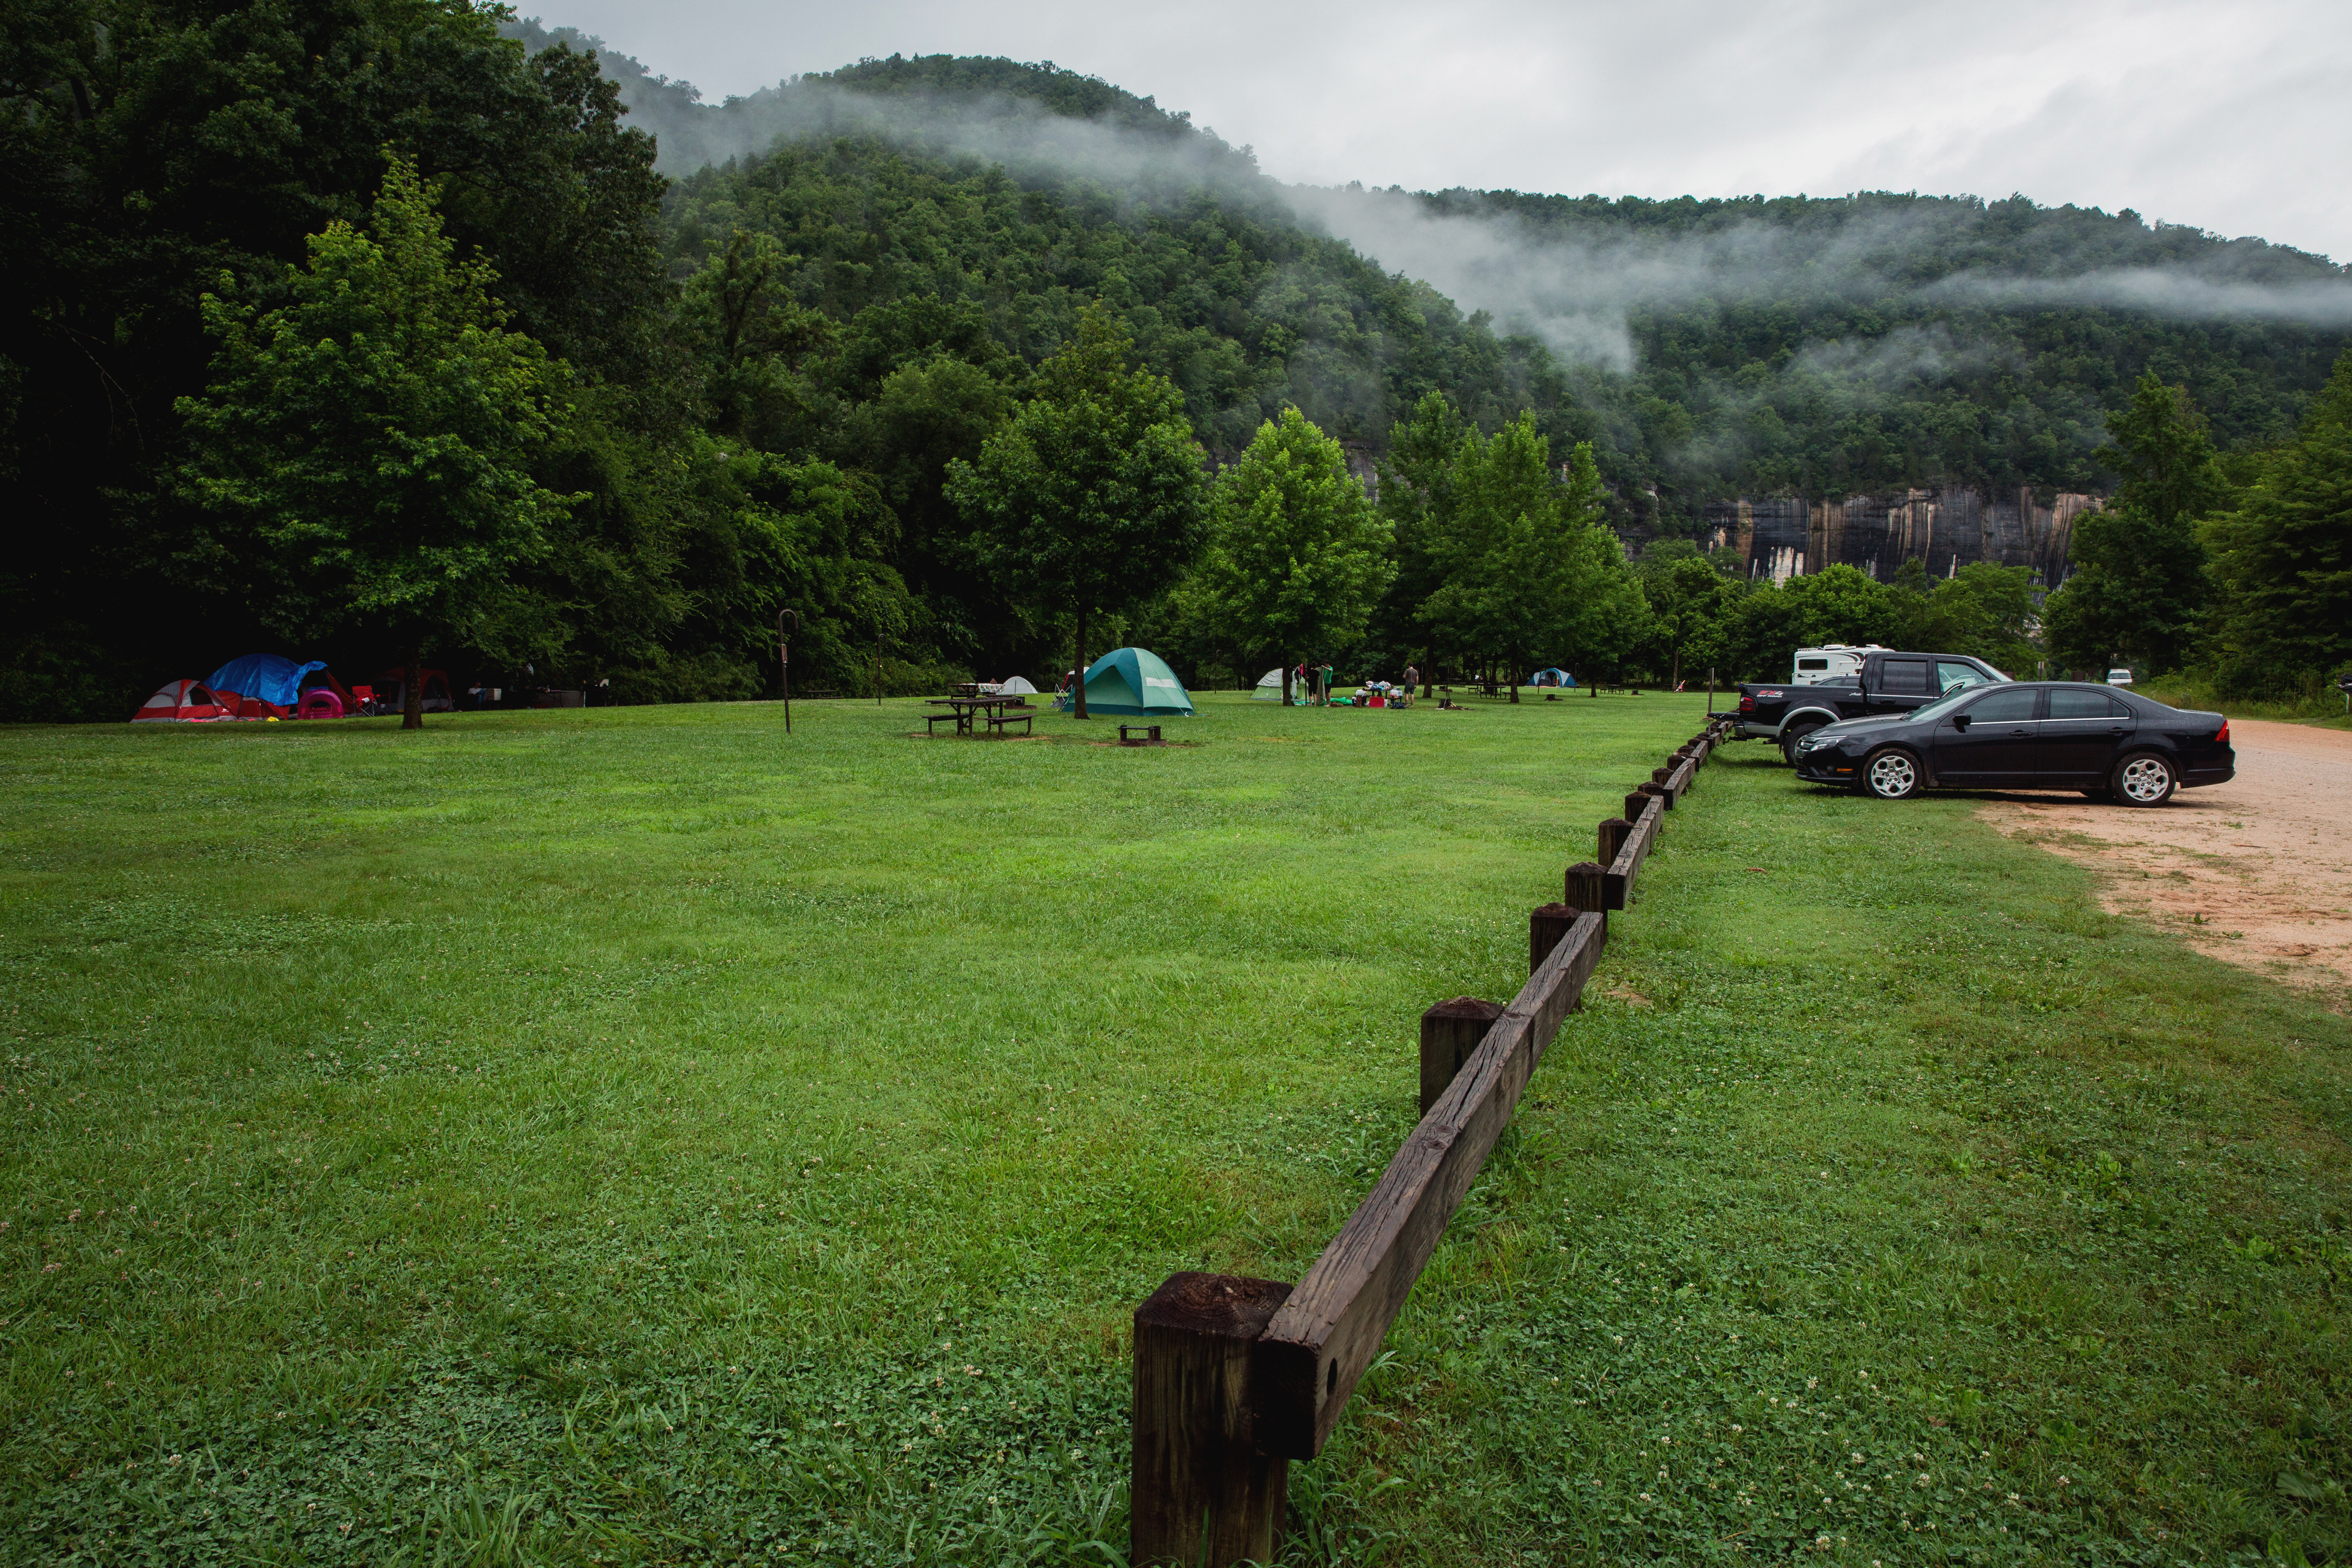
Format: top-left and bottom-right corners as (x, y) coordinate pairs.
(1530, 667), (1577, 688)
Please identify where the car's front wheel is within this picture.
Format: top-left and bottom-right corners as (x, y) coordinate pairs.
(2111, 751), (2176, 807)
(1863, 748), (1923, 800)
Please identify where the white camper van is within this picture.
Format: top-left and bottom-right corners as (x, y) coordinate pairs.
(1789, 644), (1888, 685)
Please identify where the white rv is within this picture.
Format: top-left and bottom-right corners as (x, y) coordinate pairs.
(1789, 644), (1888, 685)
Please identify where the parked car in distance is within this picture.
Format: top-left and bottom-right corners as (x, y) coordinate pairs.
(1735, 649), (2010, 763)
(1791, 682), (2233, 804)
(2107, 668), (2135, 686)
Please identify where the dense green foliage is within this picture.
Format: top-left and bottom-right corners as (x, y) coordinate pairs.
(8, 699), (2351, 1563)
(2041, 373), (2228, 676)
(1435, 186), (2351, 511)
(944, 307), (1208, 714)
(2200, 353), (2352, 694)
(174, 156), (580, 725)
(1185, 407), (1393, 700)
(7, 11), (2348, 718)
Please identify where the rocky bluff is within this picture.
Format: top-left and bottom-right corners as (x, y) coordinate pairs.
(1693, 487), (2100, 585)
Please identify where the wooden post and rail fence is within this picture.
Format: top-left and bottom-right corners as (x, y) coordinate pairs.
(1131, 713), (1737, 1565)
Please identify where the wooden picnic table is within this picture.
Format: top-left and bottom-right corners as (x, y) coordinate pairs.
(925, 695), (1032, 736)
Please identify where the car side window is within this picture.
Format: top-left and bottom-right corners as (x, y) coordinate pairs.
(1879, 660), (1932, 695)
(1963, 688), (2040, 722)
(2047, 689), (2125, 720)
(1936, 661), (1990, 693)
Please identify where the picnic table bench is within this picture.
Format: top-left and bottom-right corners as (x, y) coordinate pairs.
(1119, 723), (1163, 745)
(926, 695), (1031, 736)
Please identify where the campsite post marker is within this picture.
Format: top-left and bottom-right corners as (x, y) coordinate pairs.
(1707, 667), (1715, 716)
(778, 609), (800, 735)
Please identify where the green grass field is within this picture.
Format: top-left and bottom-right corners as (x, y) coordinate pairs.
(4, 693), (2348, 1566)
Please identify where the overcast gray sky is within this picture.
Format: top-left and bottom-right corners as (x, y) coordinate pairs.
(537, 0), (2351, 263)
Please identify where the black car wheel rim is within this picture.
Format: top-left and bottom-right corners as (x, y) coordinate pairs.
(2119, 756), (2171, 802)
(1868, 754), (1915, 795)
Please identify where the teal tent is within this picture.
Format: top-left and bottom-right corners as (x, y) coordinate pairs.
(1531, 667), (1577, 687)
(1060, 647), (1194, 716)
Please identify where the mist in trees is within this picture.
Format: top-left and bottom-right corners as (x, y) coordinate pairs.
(7, 11), (2348, 720)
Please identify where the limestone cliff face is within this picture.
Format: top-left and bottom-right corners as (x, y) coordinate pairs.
(1699, 487), (2098, 585)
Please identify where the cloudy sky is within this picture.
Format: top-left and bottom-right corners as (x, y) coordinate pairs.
(537, 0), (2351, 263)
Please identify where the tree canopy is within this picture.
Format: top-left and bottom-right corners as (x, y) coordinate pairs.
(944, 307), (1207, 716)
(174, 155), (579, 726)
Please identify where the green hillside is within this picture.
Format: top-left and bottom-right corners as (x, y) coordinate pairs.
(5, 8), (2347, 720)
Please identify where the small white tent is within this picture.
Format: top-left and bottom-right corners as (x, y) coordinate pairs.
(996, 675), (1038, 696)
(1251, 668), (1285, 701)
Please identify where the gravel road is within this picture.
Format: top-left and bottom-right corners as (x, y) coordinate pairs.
(1978, 718), (2352, 996)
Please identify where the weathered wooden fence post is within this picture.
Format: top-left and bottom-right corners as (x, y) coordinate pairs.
(1529, 904), (1576, 972)
(1564, 860), (1607, 915)
(1420, 997), (1503, 1114)
(1132, 1272), (1295, 1566)
(1597, 816), (1631, 867)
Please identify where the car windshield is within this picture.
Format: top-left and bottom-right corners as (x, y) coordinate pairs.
(1903, 686), (1982, 725)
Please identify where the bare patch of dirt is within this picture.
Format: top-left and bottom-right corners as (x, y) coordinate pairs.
(1977, 719), (2352, 997)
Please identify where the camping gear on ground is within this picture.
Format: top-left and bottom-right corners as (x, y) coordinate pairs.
(206, 653), (327, 709)
(1056, 648), (1194, 716)
(298, 688), (344, 719)
(995, 675), (1039, 697)
(376, 666), (455, 713)
(1251, 668), (1286, 701)
(1531, 667), (1577, 688)
(130, 679), (228, 723)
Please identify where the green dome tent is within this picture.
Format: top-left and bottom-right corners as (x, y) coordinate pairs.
(1060, 648), (1194, 716)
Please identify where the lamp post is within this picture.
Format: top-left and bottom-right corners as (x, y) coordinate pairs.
(778, 609), (800, 734)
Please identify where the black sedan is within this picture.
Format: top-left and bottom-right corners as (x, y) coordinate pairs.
(1790, 682), (2234, 804)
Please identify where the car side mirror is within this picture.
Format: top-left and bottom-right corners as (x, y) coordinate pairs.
(1950, 712), (1971, 730)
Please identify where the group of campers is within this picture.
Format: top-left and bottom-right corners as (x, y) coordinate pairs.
(1249, 663), (1421, 707)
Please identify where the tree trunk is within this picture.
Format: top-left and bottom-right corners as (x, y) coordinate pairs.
(1074, 607), (1090, 720)
(1508, 652), (1519, 704)
(402, 637), (425, 731)
(1282, 658), (1293, 707)
(1671, 648), (1681, 691)
(1422, 643), (1435, 700)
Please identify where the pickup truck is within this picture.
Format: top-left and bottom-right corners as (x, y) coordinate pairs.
(1734, 649), (2010, 763)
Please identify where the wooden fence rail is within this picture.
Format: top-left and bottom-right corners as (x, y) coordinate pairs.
(1131, 714), (1735, 1564)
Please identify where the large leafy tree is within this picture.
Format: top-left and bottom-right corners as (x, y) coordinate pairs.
(945, 306), (1207, 717)
(2042, 373), (2227, 676)
(1639, 542), (1743, 689)
(1193, 407), (1394, 702)
(1, 1), (673, 718)
(175, 156), (578, 727)
(2202, 350), (2352, 694)
(1421, 415), (1628, 699)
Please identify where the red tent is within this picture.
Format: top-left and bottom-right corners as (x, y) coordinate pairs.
(130, 680), (228, 723)
(375, 665), (454, 713)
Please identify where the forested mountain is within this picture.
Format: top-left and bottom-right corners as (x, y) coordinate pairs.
(5, 7), (2347, 722)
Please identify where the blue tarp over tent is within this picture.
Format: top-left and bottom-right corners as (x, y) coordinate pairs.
(1530, 667), (1577, 687)
(1057, 648), (1194, 716)
(206, 654), (326, 708)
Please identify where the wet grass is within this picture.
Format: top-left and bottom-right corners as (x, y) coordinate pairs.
(0, 690), (1696, 1564)
(4, 695), (2346, 1565)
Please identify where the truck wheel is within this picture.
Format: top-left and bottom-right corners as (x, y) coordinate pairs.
(2111, 752), (2176, 807)
(1863, 748), (1922, 800)
(1780, 724), (1821, 765)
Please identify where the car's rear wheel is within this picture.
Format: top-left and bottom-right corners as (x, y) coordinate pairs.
(1863, 748), (1922, 800)
(2111, 752), (2176, 807)
(1780, 724), (1821, 765)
